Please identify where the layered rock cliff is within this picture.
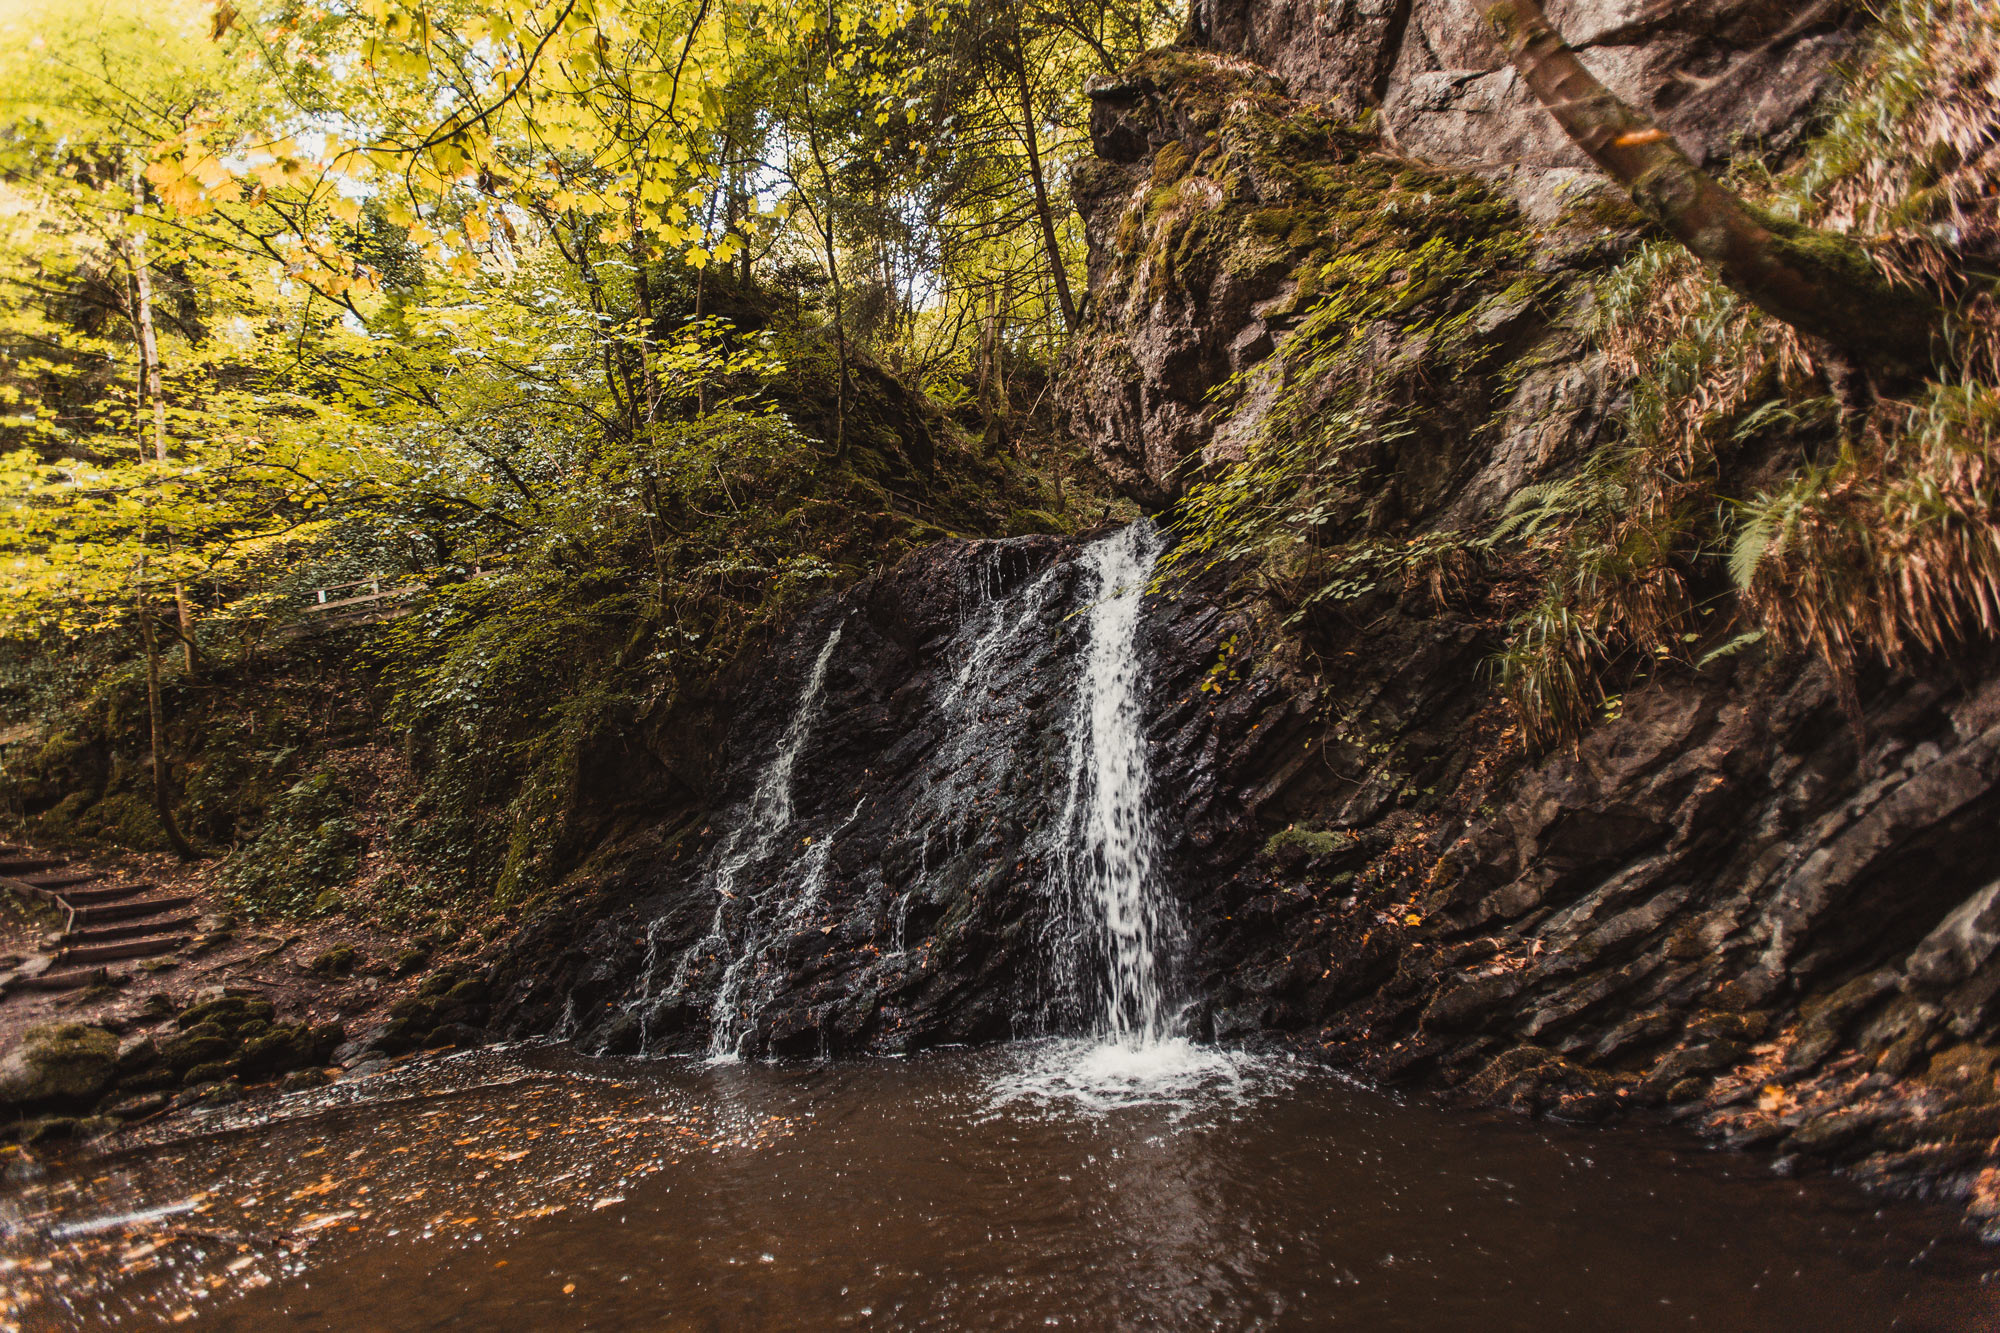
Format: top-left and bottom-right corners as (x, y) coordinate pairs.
(1058, 0), (2000, 1235)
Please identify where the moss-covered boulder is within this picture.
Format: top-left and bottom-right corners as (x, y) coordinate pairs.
(0, 1023), (118, 1109)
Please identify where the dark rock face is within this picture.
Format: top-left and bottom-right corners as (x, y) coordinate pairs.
(502, 536), (1094, 1056)
(493, 529), (1310, 1061)
(1191, 0), (1855, 217)
(1178, 626), (2000, 1230)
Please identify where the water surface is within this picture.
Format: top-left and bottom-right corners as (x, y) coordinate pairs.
(6, 1041), (1995, 1331)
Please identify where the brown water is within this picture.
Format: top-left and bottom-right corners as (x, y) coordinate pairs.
(5, 1039), (1996, 1331)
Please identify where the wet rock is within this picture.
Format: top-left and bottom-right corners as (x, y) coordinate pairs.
(422, 1022), (487, 1050)
(279, 1067), (333, 1092)
(171, 1079), (242, 1110)
(113, 1033), (158, 1074)
(102, 1091), (171, 1120)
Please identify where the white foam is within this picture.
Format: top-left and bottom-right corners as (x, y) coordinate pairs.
(986, 1037), (1284, 1118)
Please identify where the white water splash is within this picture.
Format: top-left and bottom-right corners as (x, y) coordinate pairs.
(986, 1037), (1285, 1119)
(1002, 521), (1281, 1112)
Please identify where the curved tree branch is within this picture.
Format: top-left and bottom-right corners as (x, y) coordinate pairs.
(1473, 0), (1939, 379)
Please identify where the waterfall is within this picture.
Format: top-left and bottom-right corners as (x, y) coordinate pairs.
(594, 523), (1201, 1071)
(624, 623), (844, 1056)
(701, 624), (845, 1058)
(1054, 520), (1177, 1047)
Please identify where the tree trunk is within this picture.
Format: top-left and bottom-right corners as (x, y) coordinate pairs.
(1013, 34), (1079, 334)
(137, 588), (198, 861)
(127, 158), (201, 679)
(1472, 0), (1937, 378)
(627, 196), (663, 428)
(128, 160), (168, 463)
(799, 86), (850, 456)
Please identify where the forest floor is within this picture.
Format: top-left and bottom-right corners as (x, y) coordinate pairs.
(0, 841), (489, 1097)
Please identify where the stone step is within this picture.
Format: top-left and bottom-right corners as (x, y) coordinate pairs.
(57, 935), (186, 967)
(70, 894), (195, 925)
(19, 870), (103, 890)
(57, 881), (155, 906)
(62, 913), (199, 946)
(11, 965), (112, 993)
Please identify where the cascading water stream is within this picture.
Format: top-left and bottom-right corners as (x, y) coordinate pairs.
(998, 519), (1252, 1110)
(621, 623), (844, 1057)
(1058, 520), (1175, 1047)
(701, 624), (845, 1058)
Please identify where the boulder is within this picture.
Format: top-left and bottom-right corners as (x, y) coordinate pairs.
(0, 1024), (118, 1109)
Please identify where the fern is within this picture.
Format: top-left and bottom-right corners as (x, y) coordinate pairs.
(1727, 506), (1778, 590)
(1696, 629), (1767, 669)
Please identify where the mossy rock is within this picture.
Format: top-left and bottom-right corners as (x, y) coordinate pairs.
(176, 998), (248, 1030)
(309, 944), (360, 977)
(239, 1025), (315, 1074)
(183, 1060), (238, 1086)
(0, 1023), (119, 1108)
(113, 1068), (180, 1095)
(1261, 826), (1355, 870)
(19, 1116), (79, 1144)
(159, 1034), (234, 1073)
(417, 971), (461, 999)
(172, 1080), (243, 1109)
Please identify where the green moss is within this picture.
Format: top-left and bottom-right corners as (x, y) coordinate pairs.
(220, 768), (361, 918)
(1151, 71), (1535, 607)
(1262, 826), (1349, 860)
